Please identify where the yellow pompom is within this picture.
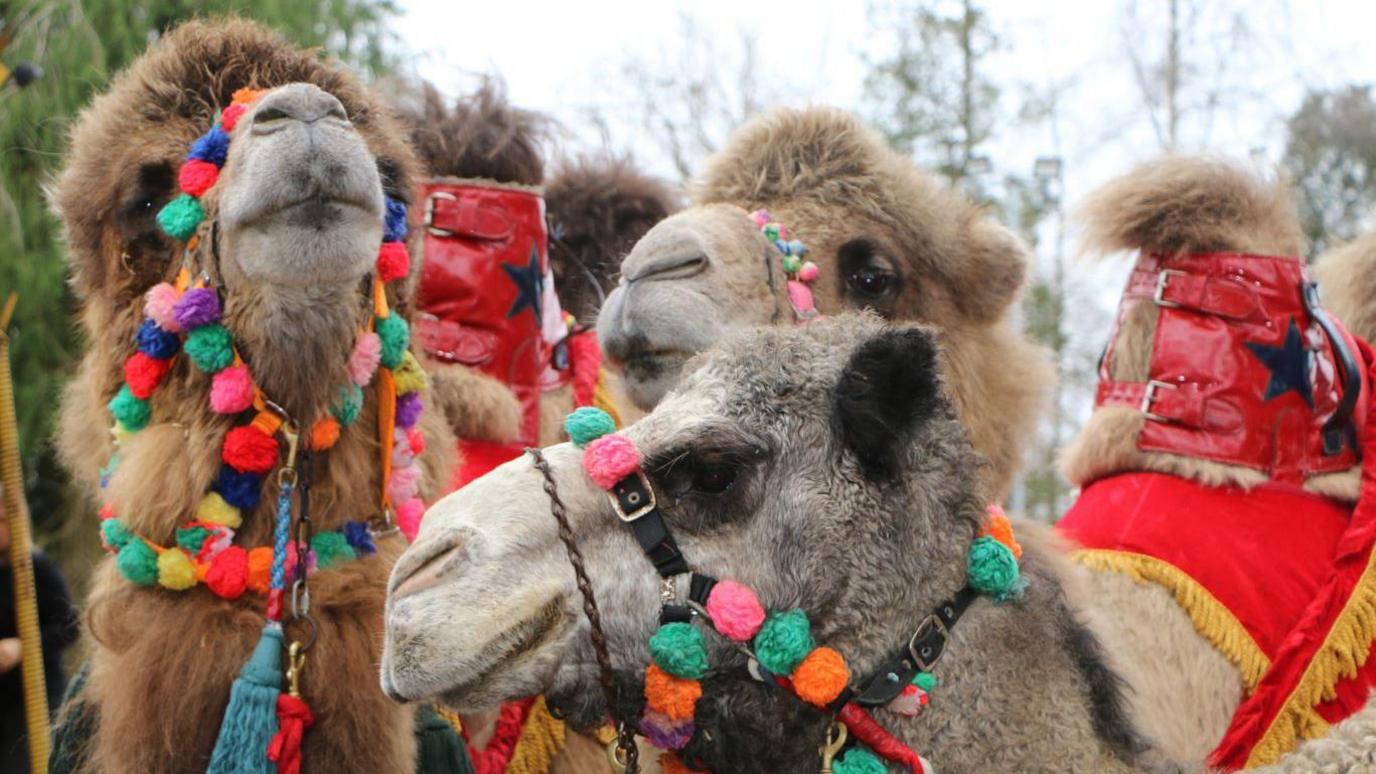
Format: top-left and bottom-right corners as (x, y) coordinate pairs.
(196, 492), (242, 528)
(157, 548), (198, 590)
(393, 350), (428, 396)
(111, 421), (134, 445)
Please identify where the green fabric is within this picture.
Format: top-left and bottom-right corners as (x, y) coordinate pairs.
(415, 704), (475, 774)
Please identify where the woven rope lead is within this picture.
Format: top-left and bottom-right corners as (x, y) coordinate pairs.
(526, 448), (640, 773)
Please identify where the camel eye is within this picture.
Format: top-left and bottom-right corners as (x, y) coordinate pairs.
(838, 237), (902, 305)
(848, 266), (893, 296)
(691, 464), (737, 495)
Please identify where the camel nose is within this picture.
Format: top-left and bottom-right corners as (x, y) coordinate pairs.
(251, 83), (349, 130)
(621, 246), (709, 284)
(389, 530), (470, 601)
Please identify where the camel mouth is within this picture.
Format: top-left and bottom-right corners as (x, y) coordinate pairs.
(622, 348), (693, 379)
(426, 596), (568, 705)
(254, 193), (377, 228)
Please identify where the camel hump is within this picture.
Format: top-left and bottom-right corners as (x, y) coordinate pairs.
(1315, 232), (1376, 342)
(1077, 155), (1305, 259)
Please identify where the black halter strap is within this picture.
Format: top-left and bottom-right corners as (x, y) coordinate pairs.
(608, 471), (689, 577)
(847, 587), (980, 708)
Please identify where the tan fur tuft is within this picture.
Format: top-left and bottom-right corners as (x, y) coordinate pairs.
(1315, 231), (1376, 342)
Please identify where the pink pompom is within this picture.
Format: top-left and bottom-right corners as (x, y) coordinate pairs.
(392, 437), (415, 468)
(582, 434), (640, 489)
(705, 580), (766, 642)
(786, 280), (815, 313)
(210, 364), (255, 414)
(797, 262), (819, 282)
(388, 464), (421, 505)
(178, 159), (219, 197)
(396, 497), (425, 542)
(407, 427), (425, 455)
(349, 332), (382, 386)
(750, 209), (770, 227)
(220, 103), (247, 133)
(145, 283), (182, 332)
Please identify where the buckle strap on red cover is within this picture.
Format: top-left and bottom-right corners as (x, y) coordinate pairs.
(1097, 379), (1216, 428)
(424, 191), (515, 240)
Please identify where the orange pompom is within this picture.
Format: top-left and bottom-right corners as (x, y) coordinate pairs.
(643, 664), (701, 720)
(310, 416), (341, 451)
(791, 646), (850, 707)
(246, 546), (273, 594)
(232, 87), (264, 106)
(659, 753), (702, 774)
(981, 505), (1022, 559)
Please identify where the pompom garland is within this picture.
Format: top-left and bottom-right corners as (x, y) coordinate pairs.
(136, 319), (181, 359)
(145, 283), (181, 332)
(395, 498), (425, 542)
(704, 580), (765, 642)
(395, 391), (423, 430)
(376, 241), (410, 283)
(348, 332), (381, 386)
(791, 646), (850, 707)
(833, 745), (887, 774)
(108, 385), (151, 431)
(583, 434), (640, 489)
(754, 609), (816, 676)
(222, 425), (280, 474)
(158, 195), (204, 241)
(565, 407), (616, 448)
(186, 324), (235, 373)
(124, 352), (172, 399)
(643, 665), (702, 720)
(967, 536), (1021, 599)
(174, 286), (222, 330)
(210, 364), (255, 414)
(749, 209), (818, 321)
(649, 622), (709, 679)
(178, 159), (220, 197)
(639, 711), (695, 751)
(376, 313), (410, 369)
(384, 197), (408, 242)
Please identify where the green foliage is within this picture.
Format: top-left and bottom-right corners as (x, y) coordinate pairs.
(0, 0), (398, 544)
(1283, 85), (1376, 255)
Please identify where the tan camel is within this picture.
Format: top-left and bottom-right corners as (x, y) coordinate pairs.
(596, 106), (1054, 502)
(384, 316), (1157, 774)
(49, 20), (460, 771)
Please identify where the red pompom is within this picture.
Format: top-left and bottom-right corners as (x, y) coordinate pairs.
(124, 351), (172, 399)
(376, 241), (410, 283)
(222, 425), (280, 474)
(220, 104), (247, 133)
(178, 159), (220, 197)
(407, 427), (425, 455)
(204, 545), (248, 599)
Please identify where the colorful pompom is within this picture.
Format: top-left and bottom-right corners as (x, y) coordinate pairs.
(376, 241), (410, 283)
(387, 464), (421, 505)
(204, 545), (248, 599)
(376, 313), (410, 369)
(246, 546), (273, 594)
(658, 753), (701, 774)
(220, 103), (247, 132)
(157, 193), (204, 241)
(311, 530), (356, 570)
(145, 283), (182, 332)
(582, 434), (640, 489)
(222, 425), (280, 475)
(968, 535), (1021, 599)
(395, 391), (423, 429)
(215, 466), (263, 511)
(395, 497), (425, 542)
(100, 518), (134, 551)
(649, 622), (709, 680)
(332, 383), (363, 426)
(781, 254), (802, 274)
(786, 280), (814, 314)
(393, 351), (427, 396)
(406, 427), (425, 455)
(833, 745), (887, 774)
(750, 210), (771, 227)
(705, 580), (766, 642)
(798, 261), (819, 282)
(136, 318), (181, 360)
(791, 646), (849, 707)
(185, 324), (234, 373)
(310, 416), (341, 451)
(565, 407), (616, 448)
(187, 125), (231, 166)
(788, 240), (808, 257)
(178, 159), (220, 197)
(753, 609), (815, 676)
(108, 384), (152, 431)
(176, 525), (212, 555)
(157, 548), (198, 590)
(344, 521), (377, 555)
(913, 671), (938, 691)
(124, 352), (172, 400)
(643, 664), (701, 721)
(116, 540), (159, 586)
(763, 223), (782, 241)
(638, 710), (695, 751)
(210, 364), (255, 414)
(348, 332), (382, 386)
(384, 198), (408, 242)
(173, 287), (222, 330)
(981, 504), (1023, 559)
(196, 491), (243, 528)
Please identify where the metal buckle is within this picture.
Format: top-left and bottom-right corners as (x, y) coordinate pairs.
(907, 613), (948, 671)
(1140, 379), (1177, 423)
(424, 191), (457, 237)
(608, 470), (657, 523)
(1154, 269), (1186, 308)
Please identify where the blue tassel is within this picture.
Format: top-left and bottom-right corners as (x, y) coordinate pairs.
(208, 623), (284, 774)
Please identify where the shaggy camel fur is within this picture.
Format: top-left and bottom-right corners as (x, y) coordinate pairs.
(596, 107), (1053, 502)
(50, 20), (454, 771)
(1315, 229), (1376, 343)
(383, 316), (1156, 773)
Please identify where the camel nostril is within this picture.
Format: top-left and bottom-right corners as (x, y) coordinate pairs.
(252, 84), (352, 129)
(625, 253), (708, 283)
(391, 537), (467, 600)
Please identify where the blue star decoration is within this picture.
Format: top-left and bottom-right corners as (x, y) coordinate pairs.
(502, 243), (543, 319)
(1245, 318), (1313, 407)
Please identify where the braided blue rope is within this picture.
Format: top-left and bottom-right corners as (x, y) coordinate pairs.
(269, 478), (294, 617)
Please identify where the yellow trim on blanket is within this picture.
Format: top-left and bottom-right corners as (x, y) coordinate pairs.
(1072, 548), (1271, 691)
(1244, 546), (1376, 768)
(594, 367), (623, 428)
(506, 696), (568, 774)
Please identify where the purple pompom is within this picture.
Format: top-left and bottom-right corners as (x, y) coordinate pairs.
(173, 287), (222, 329)
(639, 711), (694, 750)
(395, 391), (423, 429)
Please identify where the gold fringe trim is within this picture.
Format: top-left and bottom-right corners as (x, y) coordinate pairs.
(591, 724), (619, 746)
(433, 703), (463, 733)
(505, 696), (568, 774)
(1072, 549), (1271, 690)
(593, 368), (623, 428)
(1244, 545), (1376, 767)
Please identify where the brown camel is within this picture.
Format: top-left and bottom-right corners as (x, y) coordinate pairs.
(596, 106), (1053, 502)
(1315, 228), (1376, 343)
(49, 20), (457, 771)
(383, 315), (1157, 773)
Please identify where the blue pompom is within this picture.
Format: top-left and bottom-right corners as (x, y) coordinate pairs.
(384, 198), (408, 242)
(343, 521), (376, 555)
(216, 465), (263, 511)
(136, 319), (180, 360)
(188, 126), (231, 167)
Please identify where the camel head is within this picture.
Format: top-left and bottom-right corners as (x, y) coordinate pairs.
(597, 107), (1052, 500)
(384, 315), (986, 748)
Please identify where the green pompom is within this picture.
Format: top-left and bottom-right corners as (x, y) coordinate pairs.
(376, 313), (410, 369)
(968, 535), (1020, 599)
(185, 324), (234, 373)
(913, 671), (938, 691)
(833, 745), (887, 774)
(311, 530), (356, 570)
(762, 223), (781, 241)
(753, 609), (815, 676)
(115, 539), (159, 586)
(781, 254), (802, 274)
(649, 622), (709, 679)
(108, 384), (151, 431)
(331, 383), (363, 426)
(157, 193), (205, 241)
(176, 525), (212, 554)
(100, 519), (134, 551)
(565, 407), (616, 448)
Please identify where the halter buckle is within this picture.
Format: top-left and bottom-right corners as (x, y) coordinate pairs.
(907, 613), (949, 672)
(1140, 379), (1177, 423)
(608, 470), (657, 523)
(1153, 269), (1186, 308)
(424, 191), (458, 237)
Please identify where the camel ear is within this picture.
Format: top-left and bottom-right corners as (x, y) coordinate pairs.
(834, 327), (942, 479)
(951, 220), (1029, 323)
